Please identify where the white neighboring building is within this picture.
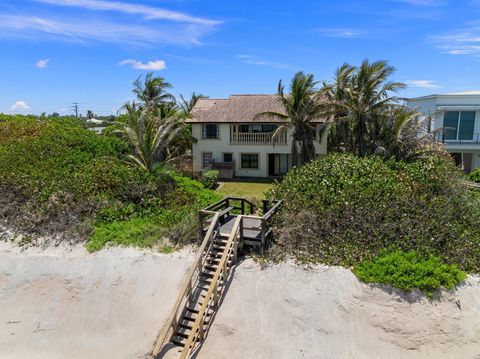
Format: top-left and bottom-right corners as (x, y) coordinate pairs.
(406, 91), (480, 172)
(186, 94), (327, 178)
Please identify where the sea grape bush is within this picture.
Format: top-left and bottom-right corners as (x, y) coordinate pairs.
(269, 153), (480, 272)
(353, 251), (467, 297)
(469, 168), (480, 183)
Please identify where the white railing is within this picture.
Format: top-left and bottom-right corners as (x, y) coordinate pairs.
(231, 131), (287, 144)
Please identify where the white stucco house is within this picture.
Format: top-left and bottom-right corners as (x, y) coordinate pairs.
(406, 91), (480, 172)
(186, 94), (327, 178)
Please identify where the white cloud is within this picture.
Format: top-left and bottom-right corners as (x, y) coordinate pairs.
(34, 0), (221, 26)
(315, 28), (364, 38)
(432, 23), (480, 58)
(235, 54), (296, 71)
(10, 101), (30, 113)
(406, 80), (441, 89)
(35, 58), (49, 68)
(0, 14), (214, 46)
(119, 59), (166, 70)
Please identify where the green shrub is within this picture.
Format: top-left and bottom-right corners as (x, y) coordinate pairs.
(353, 251), (467, 297)
(200, 170), (219, 189)
(0, 115), (221, 250)
(268, 153), (480, 271)
(469, 168), (480, 183)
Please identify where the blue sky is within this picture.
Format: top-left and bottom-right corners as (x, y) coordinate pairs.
(0, 0), (479, 115)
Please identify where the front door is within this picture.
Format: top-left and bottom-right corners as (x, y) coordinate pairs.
(268, 154), (275, 176)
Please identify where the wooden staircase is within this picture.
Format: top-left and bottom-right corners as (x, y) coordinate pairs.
(152, 212), (242, 359)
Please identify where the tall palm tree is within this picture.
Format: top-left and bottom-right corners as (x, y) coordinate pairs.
(346, 60), (406, 156)
(322, 63), (355, 152)
(133, 72), (175, 109)
(259, 72), (325, 167)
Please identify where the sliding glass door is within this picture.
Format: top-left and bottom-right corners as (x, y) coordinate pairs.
(443, 111), (476, 141)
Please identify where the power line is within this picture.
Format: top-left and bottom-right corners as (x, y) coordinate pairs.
(72, 102), (79, 118)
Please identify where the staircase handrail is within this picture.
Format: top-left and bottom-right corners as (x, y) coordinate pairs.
(152, 212), (221, 357)
(180, 215), (243, 359)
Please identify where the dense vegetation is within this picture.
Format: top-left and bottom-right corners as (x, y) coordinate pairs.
(0, 115), (219, 250)
(470, 168), (480, 183)
(269, 153), (480, 272)
(353, 251), (466, 297)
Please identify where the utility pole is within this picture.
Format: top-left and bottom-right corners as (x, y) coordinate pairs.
(72, 102), (79, 118)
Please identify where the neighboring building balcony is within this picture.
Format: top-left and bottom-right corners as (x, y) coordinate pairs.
(433, 129), (480, 145)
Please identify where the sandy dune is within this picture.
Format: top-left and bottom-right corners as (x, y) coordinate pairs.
(197, 260), (480, 359)
(1, 242), (479, 359)
(0, 242), (194, 359)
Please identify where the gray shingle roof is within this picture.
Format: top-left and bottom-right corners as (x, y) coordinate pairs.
(186, 94), (289, 123)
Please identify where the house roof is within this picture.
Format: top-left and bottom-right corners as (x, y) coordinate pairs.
(406, 91), (480, 101)
(186, 94), (324, 123)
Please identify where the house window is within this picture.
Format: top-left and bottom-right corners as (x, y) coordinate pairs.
(202, 152), (212, 168)
(443, 111), (475, 140)
(241, 153), (258, 169)
(202, 124), (219, 139)
(223, 153), (233, 163)
(238, 124), (277, 133)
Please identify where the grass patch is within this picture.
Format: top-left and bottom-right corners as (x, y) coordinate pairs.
(87, 216), (162, 252)
(353, 251), (467, 297)
(216, 181), (273, 203)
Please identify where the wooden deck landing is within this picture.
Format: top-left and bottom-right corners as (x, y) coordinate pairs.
(220, 215), (262, 240)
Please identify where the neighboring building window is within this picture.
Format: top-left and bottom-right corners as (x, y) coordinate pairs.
(202, 152), (213, 168)
(202, 124), (219, 139)
(241, 154), (258, 169)
(223, 153), (233, 163)
(443, 111), (475, 140)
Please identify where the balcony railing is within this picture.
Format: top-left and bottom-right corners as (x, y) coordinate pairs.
(433, 130), (480, 144)
(230, 131), (287, 144)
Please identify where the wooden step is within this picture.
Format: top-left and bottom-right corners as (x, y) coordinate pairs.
(213, 238), (228, 245)
(171, 334), (200, 347)
(183, 311), (212, 323)
(175, 327), (191, 339)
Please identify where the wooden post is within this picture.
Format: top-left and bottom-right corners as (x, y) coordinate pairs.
(261, 218), (266, 251)
(198, 211), (204, 240)
(241, 199), (245, 215)
(199, 320), (204, 341)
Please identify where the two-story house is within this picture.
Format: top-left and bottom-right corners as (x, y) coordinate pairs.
(186, 94), (327, 178)
(406, 91), (480, 172)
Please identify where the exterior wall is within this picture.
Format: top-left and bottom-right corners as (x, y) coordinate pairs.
(406, 94), (480, 171)
(191, 123), (327, 177)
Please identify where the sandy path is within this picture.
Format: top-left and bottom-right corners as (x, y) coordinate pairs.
(0, 242), (194, 359)
(197, 259), (480, 359)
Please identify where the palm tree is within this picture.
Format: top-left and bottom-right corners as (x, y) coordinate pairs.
(374, 106), (444, 162)
(322, 63), (355, 152)
(259, 72), (325, 167)
(346, 60), (406, 156)
(86, 110), (94, 119)
(178, 92), (208, 116)
(133, 72), (175, 109)
(117, 109), (185, 171)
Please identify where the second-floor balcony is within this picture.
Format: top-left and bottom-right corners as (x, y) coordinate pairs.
(230, 131), (287, 144)
(229, 123), (288, 145)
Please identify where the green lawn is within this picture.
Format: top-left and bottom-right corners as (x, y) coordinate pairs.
(216, 181), (273, 203)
